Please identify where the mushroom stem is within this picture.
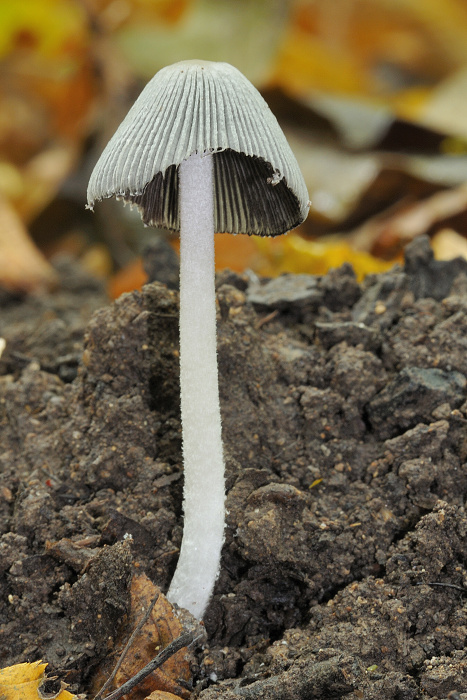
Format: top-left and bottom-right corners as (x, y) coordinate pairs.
(167, 151), (225, 619)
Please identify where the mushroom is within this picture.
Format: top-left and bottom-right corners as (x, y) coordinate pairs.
(87, 59), (310, 619)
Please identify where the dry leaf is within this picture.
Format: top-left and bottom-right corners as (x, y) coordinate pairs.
(90, 573), (192, 700)
(0, 0), (96, 229)
(108, 257), (147, 299)
(351, 182), (467, 255)
(420, 66), (467, 139)
(431, 227), (467, 260)
(145, 692), (185, 700)
(19, 146), (79, 223)
(272, 0), (467, 105)
(308, 93), (393, 150)
(0, 193), (56, 292)
(0, 0), (95, 142)
(113, 0), (284, 84)
(0, 660), (74, 700)
(254, 233), (394, 281)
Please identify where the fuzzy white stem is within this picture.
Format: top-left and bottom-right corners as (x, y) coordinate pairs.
(167, 151), (225, 619)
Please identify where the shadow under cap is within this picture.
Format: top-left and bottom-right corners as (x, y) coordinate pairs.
(125, 150), (304, 236)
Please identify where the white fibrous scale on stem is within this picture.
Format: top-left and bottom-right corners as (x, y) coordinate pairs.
(167, 152), (225, 619)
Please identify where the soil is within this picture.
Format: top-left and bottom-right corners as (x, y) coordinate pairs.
(1, 236), (467, 700)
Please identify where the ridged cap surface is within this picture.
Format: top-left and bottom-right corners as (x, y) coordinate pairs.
(87, 60), (310, 236)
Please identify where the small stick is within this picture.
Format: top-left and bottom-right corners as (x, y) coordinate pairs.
(255, 309), (279, 330)
(93, 591), (160, 700)
(417, 581), (467, 593)
(101, 631), (196, 700)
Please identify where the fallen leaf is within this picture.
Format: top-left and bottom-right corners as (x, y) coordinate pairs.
(0, 660), (74, 700)
(213, 233), (258, 273)
(145, 692), (185, 700)
(0, 0), (96, 233)
(108, 257), (147, 299)
(19, 145), (79, 223)
(114, 0), (285, 84)
(431, 227), (467, 260)
(351, 182), (467, 256)
(308, 93), (393, 150)
(0, 0), (95, 141)
(254, 233), (395, 281)
(90, 573), (192, 700)
(0, 193), (56, 292)
(420, 66), (467, 139)
(272, 0), (467, 107)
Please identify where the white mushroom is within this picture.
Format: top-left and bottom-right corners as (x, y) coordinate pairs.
(87, 59), (310, 619)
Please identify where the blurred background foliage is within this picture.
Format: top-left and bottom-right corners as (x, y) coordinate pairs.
(3, 0), (467, 294)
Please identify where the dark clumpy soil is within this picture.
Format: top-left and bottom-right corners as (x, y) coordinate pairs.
(1, 237), (467, 700)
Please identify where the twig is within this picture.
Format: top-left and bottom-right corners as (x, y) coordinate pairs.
(101, 630), (196, 700)
(93, 591), (160, 700)
(417, 581), (467, 593)
(255, 309), (279, 329)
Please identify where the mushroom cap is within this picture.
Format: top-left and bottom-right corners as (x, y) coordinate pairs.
(87, 60), (310, 236)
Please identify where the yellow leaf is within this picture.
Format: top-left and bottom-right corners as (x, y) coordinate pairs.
(0, 0), (87, 60)
(431, 227), (467, 261)
(0, 661), (47, 686)
(253, 234), (395, 281)
(0, 661), (74, 700)
(272, 0), (467, 122)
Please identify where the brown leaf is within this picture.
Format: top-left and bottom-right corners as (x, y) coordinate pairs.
(0, 193), (56, 292)
(90, 574), (192, 700)
(351, 182), (467, 256)
(145, 692), (185, 700)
